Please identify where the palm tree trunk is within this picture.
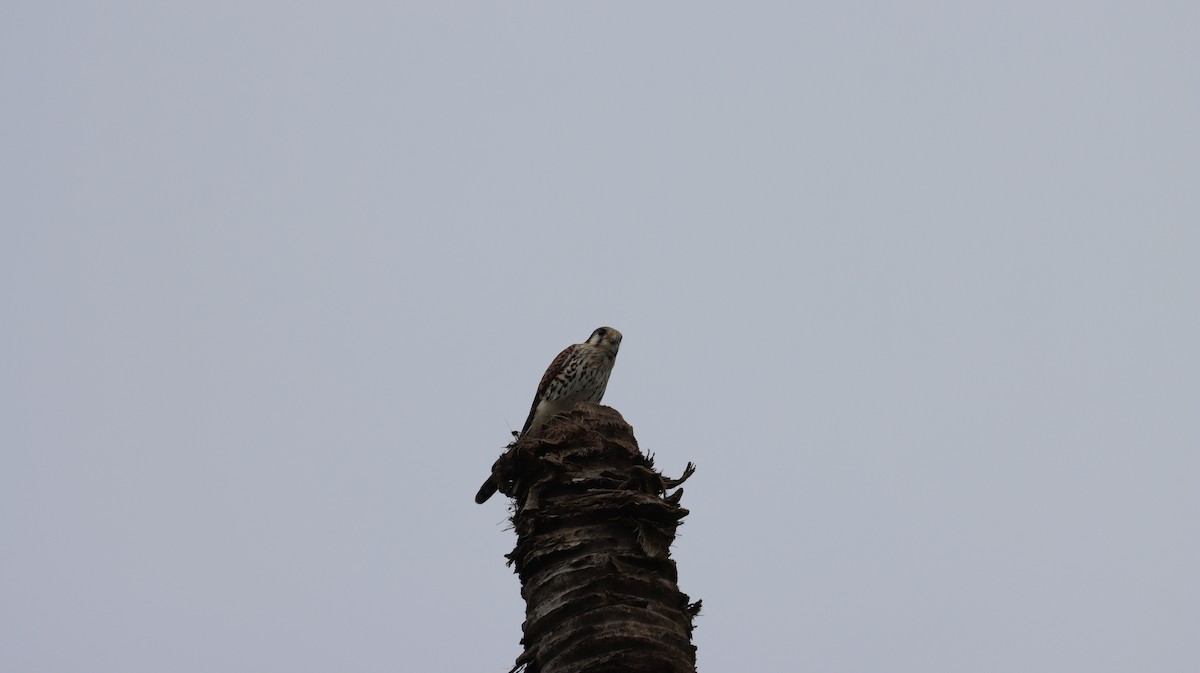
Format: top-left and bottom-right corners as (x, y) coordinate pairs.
(481, 402), (700, 673)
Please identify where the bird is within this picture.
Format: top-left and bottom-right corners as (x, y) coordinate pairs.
(475, 326), (623, 504)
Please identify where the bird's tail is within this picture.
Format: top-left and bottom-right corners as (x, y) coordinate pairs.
(474, 476), (498, 504)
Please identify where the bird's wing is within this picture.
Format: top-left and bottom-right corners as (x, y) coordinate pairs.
(520, 344), (576, 435)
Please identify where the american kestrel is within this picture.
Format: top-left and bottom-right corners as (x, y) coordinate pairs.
(475, 326), (623, 504)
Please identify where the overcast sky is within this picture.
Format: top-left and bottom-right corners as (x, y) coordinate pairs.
(3, 2), (1198, 672)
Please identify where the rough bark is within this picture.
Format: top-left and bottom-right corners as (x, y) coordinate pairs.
(481, 402), (700, 673)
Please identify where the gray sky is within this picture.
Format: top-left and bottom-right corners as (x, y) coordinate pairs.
(3, 2), (1198, 672)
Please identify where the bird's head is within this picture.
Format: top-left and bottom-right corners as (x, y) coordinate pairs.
(587, 326), (622, 353)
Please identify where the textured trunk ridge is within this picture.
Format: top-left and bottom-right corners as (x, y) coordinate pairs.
(485, 403), (700, 673)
